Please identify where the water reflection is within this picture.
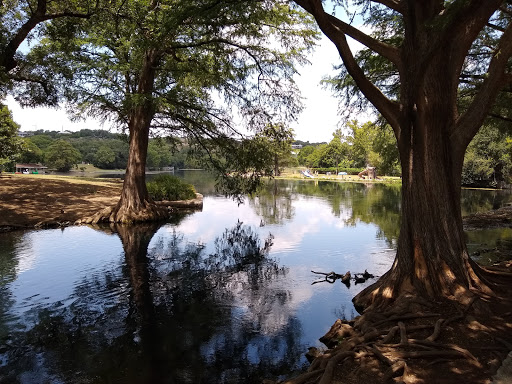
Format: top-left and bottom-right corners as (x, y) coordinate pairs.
(461, 188), (512, 216)
(253, 181), (401, 246)
(1, 176), (512, 384)
(250, 180), (295, 225)
(0, 221), (308, 383)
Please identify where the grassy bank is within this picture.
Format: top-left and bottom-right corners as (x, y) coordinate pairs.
(276, 167), (402, 184)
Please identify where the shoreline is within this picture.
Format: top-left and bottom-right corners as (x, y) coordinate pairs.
(0, 174), (202, 232)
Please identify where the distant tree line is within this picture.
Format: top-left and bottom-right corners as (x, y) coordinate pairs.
(297, 121), (401, 176)
(17, 129), (209, 171)
(6, 122), (512, 187)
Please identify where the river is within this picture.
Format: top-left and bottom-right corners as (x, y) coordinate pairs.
(1, 172), (511, 383)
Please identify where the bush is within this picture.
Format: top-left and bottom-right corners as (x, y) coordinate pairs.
(146, 175), (196, 201)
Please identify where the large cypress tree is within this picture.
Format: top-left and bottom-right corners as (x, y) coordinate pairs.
(23, 0), (317, 222)
(293, 0), (512, 310)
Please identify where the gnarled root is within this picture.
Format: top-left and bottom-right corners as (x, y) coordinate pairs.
(79, 200), (170, 224)
(282, 292), (512, 384)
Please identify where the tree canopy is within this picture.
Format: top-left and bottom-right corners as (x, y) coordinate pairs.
(44, 138), (81, 171)
(0, 0), (101, 102)
(0, 104), (24, 171)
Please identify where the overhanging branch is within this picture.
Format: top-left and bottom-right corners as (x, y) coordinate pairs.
(294, 0), (400, 135)
(370, 0), (404, 14)
(325, 14), (401, 69)
(2, 1), (95, 73)
(452, 19), (512, 153)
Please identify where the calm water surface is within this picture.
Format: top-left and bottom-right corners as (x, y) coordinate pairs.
(1, 173), (511, 383)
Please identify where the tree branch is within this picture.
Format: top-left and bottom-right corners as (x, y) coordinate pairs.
(370, 0), (404, 14)
(488, 22), (506, 33)
(452, 19), (512, 153)
(488, 112), (512, 123)
(294, 0), (400, 134)
(325, 14), (401, 69)
(170, 38), (267, 76)
(1, 1), (94, 73)
(8, 74), (51, 97)
(295, 0), (401, 68)
(439, 0), (503, 64)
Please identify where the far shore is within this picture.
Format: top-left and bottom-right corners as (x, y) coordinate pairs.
(2, 170), (510, 233)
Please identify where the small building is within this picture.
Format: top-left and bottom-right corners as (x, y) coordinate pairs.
(15, 163), (48, 174)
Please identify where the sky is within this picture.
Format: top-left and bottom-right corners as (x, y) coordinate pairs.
(6, 14), (368, 143)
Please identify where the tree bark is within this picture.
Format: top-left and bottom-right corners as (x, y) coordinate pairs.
(109, 50), (168, 223)
(353, 51), (493, 311)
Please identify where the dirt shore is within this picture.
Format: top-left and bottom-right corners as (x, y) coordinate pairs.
(0, 174), (122, 229)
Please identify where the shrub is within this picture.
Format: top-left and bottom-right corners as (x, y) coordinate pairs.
(146, 175), (196, 201)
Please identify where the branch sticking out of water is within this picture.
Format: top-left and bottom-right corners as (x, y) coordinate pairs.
(311, 270), (376, 288)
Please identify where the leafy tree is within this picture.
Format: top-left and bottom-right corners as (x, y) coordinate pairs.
(147, 140), (173, 169)
(29, 0), (316, 222)
(93, 145), (116, 169)
(462, 124), (512, 187)
(44, 139), (81, 171)
(345, 120), (399, 175)
(146, 143), (162, 170)
(321, 129), (350, 172)
(306, 143), (328, 168)
(253, 124), (296, 176)
(0, 104), (24, 171)
(297, 145), (316, 166)
(28, 134), (53, 151)
(294, 0), (512, 312)
(19, 138), (43, 164)
(0, 1), (103, 103)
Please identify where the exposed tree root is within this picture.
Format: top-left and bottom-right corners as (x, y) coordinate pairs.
(273, 285), (512, 384)
(78, 201), (170, 224)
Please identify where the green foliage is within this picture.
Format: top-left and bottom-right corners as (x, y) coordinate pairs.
(0, 104), (24, 171)
(345, 120), (399, 175)
(297, 145), (316, 166)
(24, 130), (130, 169)
(147, 140), (173, 169)
(462, 124), (512, 187)
(252, 124), (296, 176)
(19, 138), (43, 164)
(1, 1), (104, 106)
(146, 174), (196, 201)
(297, 121), (399, 176)
(93, 145), (116, 169)
(319, 131), (350, 170)
(44, 139), (82, 172)
(28, 134), (54, 151)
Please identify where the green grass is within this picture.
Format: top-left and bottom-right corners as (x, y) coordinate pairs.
(146, 174), (196, 201)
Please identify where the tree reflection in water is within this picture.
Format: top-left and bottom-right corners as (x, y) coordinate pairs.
(0, 221), (306, 384)
(250, 179), (295, 225)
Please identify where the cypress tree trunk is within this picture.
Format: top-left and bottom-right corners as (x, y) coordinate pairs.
(109, 50), (168, 223)
(353, 122), (491, 311)
(353, 53), (493, 311)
